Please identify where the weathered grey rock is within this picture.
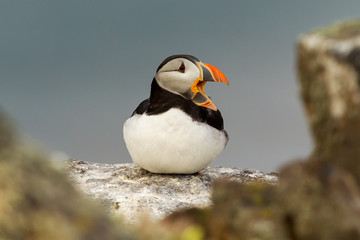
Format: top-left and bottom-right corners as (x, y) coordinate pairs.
(297, 19), (360, 184)
(276, 19), (360, 240)
(65, 159), (277, 223)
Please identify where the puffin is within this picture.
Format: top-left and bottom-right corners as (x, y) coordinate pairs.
(123, 54), (229, 174)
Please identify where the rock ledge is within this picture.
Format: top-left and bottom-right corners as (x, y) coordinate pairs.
(65, 159), (277, 223)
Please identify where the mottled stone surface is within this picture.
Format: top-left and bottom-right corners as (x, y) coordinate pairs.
(65, 159), (277, 223)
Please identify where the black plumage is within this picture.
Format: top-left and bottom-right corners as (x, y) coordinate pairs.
(132, 79), (225, 131)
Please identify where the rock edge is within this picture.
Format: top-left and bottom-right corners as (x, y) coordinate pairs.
(65, 159), (277, 223)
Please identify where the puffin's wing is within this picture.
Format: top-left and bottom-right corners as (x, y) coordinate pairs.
(204, 108), (229, 143)
(131, 98), (150, 116)
(201, 107), (225, 131)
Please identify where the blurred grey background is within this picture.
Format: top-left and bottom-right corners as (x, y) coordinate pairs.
(1, 1), (358, 172)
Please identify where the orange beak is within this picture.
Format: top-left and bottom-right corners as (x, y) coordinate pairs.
(190, 62), (229, 111)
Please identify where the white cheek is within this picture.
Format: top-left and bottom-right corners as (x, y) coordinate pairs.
(165, 73), (191, 93)
(156, 68), (199, 95)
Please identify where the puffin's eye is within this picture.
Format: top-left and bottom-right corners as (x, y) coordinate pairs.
(178, 63), (186, 73)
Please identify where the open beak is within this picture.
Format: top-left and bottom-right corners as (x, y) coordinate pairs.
(190, 62), (229, 111)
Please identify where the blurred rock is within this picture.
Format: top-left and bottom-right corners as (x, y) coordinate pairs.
(277, 161), (360, 240)
(65, 159), (278, 224)
(0, 112), (137, 240)
(297, 19), (360, 184)
(273, 20), (360, 239)
(163, 181), (284, 240)
(0, 110), (16, 151)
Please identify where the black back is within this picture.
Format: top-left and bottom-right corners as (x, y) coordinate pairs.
(132, 79), (225, 131)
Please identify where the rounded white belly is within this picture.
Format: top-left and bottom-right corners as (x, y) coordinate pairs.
(123, 108), (227, 174)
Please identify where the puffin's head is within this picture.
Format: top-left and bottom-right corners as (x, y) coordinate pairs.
(155, 54), (229, 111)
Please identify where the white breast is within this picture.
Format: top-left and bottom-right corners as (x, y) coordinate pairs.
(123, 108), (227, 174)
